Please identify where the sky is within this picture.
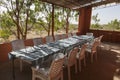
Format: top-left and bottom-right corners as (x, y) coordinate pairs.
(91, 4), (120, 24)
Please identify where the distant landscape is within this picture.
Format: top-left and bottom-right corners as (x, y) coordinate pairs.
(90, 13), (120, 31)
(0, 24), (78, 43)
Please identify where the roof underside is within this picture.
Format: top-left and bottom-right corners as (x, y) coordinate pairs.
(41, 0), (120, 9)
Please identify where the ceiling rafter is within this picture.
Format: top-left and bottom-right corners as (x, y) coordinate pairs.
(40, 0), (120, 9)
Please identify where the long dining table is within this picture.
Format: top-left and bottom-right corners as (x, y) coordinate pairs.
(9, 35), (94, 80)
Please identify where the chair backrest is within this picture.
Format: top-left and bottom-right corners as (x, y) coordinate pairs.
(11, 39), (25, 51)
(49, 55), (64, 79)
(54, 35), (61, 41)
(68, 47), (79, 66)
(98, 35), (104, 43)
(91, 40), (99, 53)
(86, 32), (93, 36)
(94, 35), (103, 45)
(33, 37), (43, 46)
(60, 34), (67, 39)
(94, 37), (99, 42)
(46, 36), (54, 43)
(79, 44), (87, 58)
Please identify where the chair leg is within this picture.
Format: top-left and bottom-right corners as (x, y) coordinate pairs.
(84, 57), (86, 67)
(20, 60), (23, 71)
(79, 60), (81, 72)
(68, 66), (71, 80)
(75, 61), (77, 73)
(32, 76), (36, 80)
(91, 54), (93, 63)
(86, 52), (89, 57)
(95, 52), (97, 61)
(32, 71), (36, 80)
(61, 71), (63, 80)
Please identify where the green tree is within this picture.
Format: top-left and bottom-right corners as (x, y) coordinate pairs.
(0, 30), (11, 42)
(91, 13), (102, 29)
(35, 1), (53, 36)
(60, 8), (78, 33)
(54, 6), (63, 31)
(1, 0), (36, 39)
(107, 19), (120, 31)
(0, 13), (13, 41)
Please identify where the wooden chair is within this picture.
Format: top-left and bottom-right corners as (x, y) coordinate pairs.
(31, 54), (65, 80)
(64, 47), (79, 80)
(11, 39), (25, 71)
(76, 44), (87, 72)
(33, 37), (43, 46)
(86, 39), (99, 63)
(46, 36), (54, 43)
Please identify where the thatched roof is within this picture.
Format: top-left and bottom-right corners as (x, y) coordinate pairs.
(41, 0), (120, 9)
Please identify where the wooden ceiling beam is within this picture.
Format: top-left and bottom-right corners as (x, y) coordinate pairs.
(40, 0), (120, 9)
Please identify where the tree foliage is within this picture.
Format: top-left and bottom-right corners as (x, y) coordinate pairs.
(34, 1), (53, 36)
(58, 8), (78, 33)
(107, 19), (120, 30)
(91, 13), (102, 29)
(0, 0), (79, 42)
(91, 13), (120, 31)
(1, 0), (37, 39)
(0, 30), (11, 41)
(0, 12), (13, 40)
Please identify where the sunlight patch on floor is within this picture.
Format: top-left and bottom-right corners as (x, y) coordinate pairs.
(113, 69), (120, 80)
(101, 44), (111, 51)
(113, 76), (120, 80)
(111, 49), (120, 54)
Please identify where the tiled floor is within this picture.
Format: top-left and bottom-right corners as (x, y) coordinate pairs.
(0, 42), (120, 80)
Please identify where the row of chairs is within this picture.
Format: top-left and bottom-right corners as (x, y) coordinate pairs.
(11, 32), (94, 52)
(34, 32), (92, 45)
(31, 35), (104, 80)
(12, 33), (77, 50)
(46, 33), (76, 43)
(33, 33), (77, 45)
